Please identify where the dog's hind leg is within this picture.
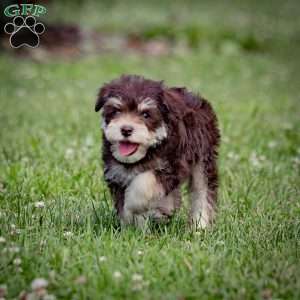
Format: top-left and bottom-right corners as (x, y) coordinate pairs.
(189, 162), (217, 229)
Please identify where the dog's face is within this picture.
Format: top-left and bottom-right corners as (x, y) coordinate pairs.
(95, 76), (169, 164)
(101, 96), (167, 163)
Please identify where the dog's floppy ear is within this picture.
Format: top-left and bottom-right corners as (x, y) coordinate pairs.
(162, 86), (196, 127)
(162, 87), (187, 117)
(95, 86), (109, 112)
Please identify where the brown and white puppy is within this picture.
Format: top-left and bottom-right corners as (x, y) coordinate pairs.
(95, 75), (220, 229)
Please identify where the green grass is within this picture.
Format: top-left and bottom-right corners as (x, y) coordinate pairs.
(1, 1), (300, 299)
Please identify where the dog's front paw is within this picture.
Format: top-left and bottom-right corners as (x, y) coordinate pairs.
(189, 215), (210, 231)
(120, 211), (150, 233)
(124, 171), (164, 213)
(121, 208), (134, 225)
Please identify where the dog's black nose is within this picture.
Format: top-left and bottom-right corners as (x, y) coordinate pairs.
(121, 125), (134, 137)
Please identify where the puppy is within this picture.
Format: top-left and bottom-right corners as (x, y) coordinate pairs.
(95, 75), (220, 229)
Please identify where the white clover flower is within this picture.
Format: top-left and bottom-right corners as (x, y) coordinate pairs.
(250, 152), (262, 168)
(113, 271), (122, 279)
(274, 165), (281, 173)
(63, 231), (73, 238)
(132, 273), (143, 282)
(0, 237), (6, 243)
(131, 275), (147, 292)
(292, 157), (300, 166)
(16, 89), (26, 97)
(227, 151), (240, 161)
(99, 256), (107, 262)
(282, 122), (292, 130)
(216, 240), (225, 246)
(137, 250), (143, 256)
(85, 136), (94, 147)
(13, 258), (22, 265)
(34, 201), (45, 209)
(74, 275), (87, 285)
(21, 156), (29, 163)
(31, 278), (48, 291)
(11, 228), (21, 235)
(9, 246), (20, 253)
(222, 136), (230, 144)
(227, 151), (234, 158)
(65, 148), (75, 159)
(267, 141), (278, 149)
(259, 155), (266, 161)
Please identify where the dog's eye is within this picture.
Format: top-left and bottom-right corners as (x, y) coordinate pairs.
(111, 108), (121, 116)
(142, 111), (150, 119)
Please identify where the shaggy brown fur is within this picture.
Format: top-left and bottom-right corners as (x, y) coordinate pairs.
(95, 75), (220, 228)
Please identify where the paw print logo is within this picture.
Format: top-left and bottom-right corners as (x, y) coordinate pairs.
(4, 16), (45, 48)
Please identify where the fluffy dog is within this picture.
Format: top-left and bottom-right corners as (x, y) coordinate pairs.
(95, 75), (220, 229)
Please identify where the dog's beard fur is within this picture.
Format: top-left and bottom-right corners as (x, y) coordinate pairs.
(103, 115), (167, 164)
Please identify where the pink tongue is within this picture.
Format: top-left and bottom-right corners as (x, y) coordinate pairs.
(119, 142), (139, 156)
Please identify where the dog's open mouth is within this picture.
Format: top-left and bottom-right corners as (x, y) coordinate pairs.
(118, 141), (139, 156)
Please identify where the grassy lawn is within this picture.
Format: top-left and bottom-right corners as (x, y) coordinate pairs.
(0, 1), (300, 299)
